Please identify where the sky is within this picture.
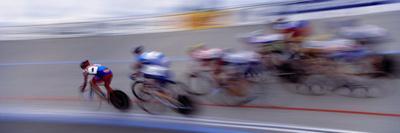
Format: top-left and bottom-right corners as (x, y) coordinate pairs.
(0, 0), (286, 26)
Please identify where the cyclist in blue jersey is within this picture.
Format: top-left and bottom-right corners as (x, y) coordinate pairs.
(79, 60), (113, 97)
(131, 46), (171, 80)
(271, 18), (311, 41)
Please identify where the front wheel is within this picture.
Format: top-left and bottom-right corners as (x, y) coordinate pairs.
(132, 81), (152, 101)
(186, 72), (214, 95)
(109, 90), (131, 111)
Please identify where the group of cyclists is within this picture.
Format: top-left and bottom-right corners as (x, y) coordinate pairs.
(78, 17), (396, 108)
(252, 18), (394, 77)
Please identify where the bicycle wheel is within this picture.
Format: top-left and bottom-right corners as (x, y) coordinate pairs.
(213, 80), (263, 106)
(276, 62), (305, 83)
(161, 81), (187, 97)
(379, 55), (400, 78)
(132, 81), (152, 101)
(174, 95), (196, 115)
(137, 97), (168, 115)
(295, 83), (327, 96)
(294, 75), (329, 96)
(109, 90), (131, 111)
(246, 68), (277, 85)
(186, 72), (214, 95)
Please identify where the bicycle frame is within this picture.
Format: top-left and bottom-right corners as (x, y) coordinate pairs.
(140, 78), (183, 109)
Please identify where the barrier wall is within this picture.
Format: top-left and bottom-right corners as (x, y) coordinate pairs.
(0, 0), (398, 40)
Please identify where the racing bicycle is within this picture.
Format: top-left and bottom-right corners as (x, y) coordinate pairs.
(186, 63), (265, 106)
(84, 83), (131, 111)
(131, 74), (196, 115)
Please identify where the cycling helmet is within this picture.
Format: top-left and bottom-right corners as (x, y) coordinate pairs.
(223, 51), (259, 64)
(133, 46), (144, 54)
(80, 60), (90, 69)
(271, 17), (300, 30)
(192, 48), (223, 60)
(271, 18), (287, 25)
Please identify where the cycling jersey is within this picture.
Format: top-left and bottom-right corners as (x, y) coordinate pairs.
(301, 39), (358, 53)
(137, 51), (170, 67)
(273, 20), (311, 38)
(141, 65), (171, 81)
(248, 34), (285, 44)
(86, 64), (112, 78)
(273, 20), (309, 30)
(338, 24), (387, 40)
(328, 48), (371, 61)
(222, 51), (261, 75)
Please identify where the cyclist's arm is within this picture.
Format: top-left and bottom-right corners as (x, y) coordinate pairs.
(134, 62), (143, 71)
(80, 71), (89, 92)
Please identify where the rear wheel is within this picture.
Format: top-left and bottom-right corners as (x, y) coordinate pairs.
(213, 79), (263, 106)
(137, 97), (167, 115)
(378, 55), (399, 77)
(294, 75), (329, 96)
(186, 72), (214, 95)
(295, 83), (326, 96)
(277, 62), (304, 83)
(109, 90), (131, 111)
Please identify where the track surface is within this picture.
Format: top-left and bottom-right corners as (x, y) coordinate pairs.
(1, 11), (400, 132)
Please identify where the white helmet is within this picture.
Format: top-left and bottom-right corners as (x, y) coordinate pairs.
(192, 48), (223, 59)
(223, 51), (260, 63)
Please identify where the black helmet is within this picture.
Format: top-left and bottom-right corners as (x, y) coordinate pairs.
(273, 17), (287, 24)
(133, 46), (144, 54)
(80, 60), (90, 69)
(272, 18), (291, 30)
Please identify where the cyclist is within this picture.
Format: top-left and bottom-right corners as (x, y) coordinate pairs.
(270, 18), (312, 59)
(221, 50), (261, 96)
(271, 18), (312, 44)
(188, 44), (260, 96)
(187, 44), (224, 79)
(79, 60), (113, 98)
(131, 46), (170, 79)
(131, 46), (178, 102)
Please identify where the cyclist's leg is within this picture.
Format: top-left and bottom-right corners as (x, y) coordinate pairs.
(227, 74), (249, 97)
(212, 60), (225, 86)
(90, 77), (106, 97)
(148, 76), (178, 103)
(103, 74), (113, 97)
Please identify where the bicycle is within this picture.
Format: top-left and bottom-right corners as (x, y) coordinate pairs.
(186, 63), (265, 106)
(131, 73), (196, 115)
(84, 83), (131, 111)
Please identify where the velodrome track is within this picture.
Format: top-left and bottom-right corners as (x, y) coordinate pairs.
(1, 10), (400, 132)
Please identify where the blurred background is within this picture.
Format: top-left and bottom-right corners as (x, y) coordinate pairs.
(1, 0), (400, 133)
(1, 0), (393, 40)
